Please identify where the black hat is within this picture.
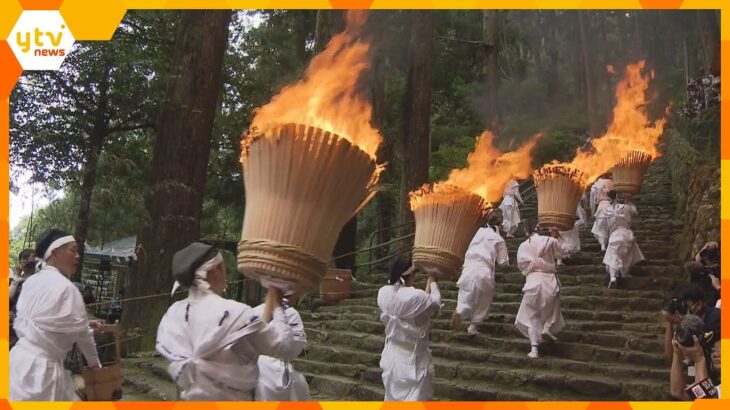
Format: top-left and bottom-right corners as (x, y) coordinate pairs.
(36, 229), (74, 260)
(387, 254), (413, 285)
(172, 242), (219, 287)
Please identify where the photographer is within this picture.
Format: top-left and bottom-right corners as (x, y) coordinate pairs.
(685, 241), (720, 307)
(9, 249), (36, 349)
(662, 283), (720, 362)
(670, 314), (720, 400)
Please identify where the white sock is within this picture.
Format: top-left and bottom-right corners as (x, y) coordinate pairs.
(609, 268), (618, 281)
(530, 345), (539, 356)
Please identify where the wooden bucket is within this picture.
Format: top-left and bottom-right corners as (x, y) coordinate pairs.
(534, 165), (586, 231)
(613, 150), (652, 195)
(238, 123), (379, 291)
(411, 185), (487, 279)
(82, 365), (122, 401)
(319, 269), (352, 303)
(82, 324), (122, 401)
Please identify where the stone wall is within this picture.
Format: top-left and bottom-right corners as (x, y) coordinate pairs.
(667, 130), (721, 261)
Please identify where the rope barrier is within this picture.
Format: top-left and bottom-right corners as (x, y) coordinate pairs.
(95, 334), (143, 350)
(85, 279), (246, 308)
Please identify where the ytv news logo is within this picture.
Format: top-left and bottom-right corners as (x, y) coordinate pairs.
(9, 11), (75, 70)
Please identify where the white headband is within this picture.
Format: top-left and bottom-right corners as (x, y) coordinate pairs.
(43, 235), (75, 260)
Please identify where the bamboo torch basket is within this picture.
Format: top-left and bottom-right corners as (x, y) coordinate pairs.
(533, 165), (586, 231)
(238, 123), (379, 291)
(410, 185), (489, 279)
(612, 150), (652, 195)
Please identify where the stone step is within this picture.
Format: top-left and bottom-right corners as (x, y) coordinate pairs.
(349, 279), (671, 300)
(301, 366), (577, 401)
(356, 267), (683, 290)
(301, 342), (669, 384)
(299, 360), (568, 401)
(336, 292), (669, 313)
(304, 318), (664, 352)
(312, 304), (668, 328)
(297, 348), (668, 401)
(304, 372), (384, 401)
(122, 356), (177, 401)
(305, 328), (667, 368)
(299, 310), (667, 335)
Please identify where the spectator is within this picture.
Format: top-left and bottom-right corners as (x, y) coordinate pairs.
(685, 241), (720, 307)
(669, 315), (720, 400)
(81, 285), (96, 306)
(9, 249), (36, 298)
(662, 283), (721, 362)
(9, 249), (36, 349)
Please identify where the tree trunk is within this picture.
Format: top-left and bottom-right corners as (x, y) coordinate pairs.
(529, 13), (543, 75)
(294, 11), (314, 65)
(545, 12), (560, 100)
(123, 10), (231, 350)
(313, 9), (356, 270)
(73, 62), (112, 282)
(577, 11), (599, 136)
(315, 10), (344, 53)
(371, 21), (394, 259)
(633, 11), (643, 58)
(483, 10), (499, 132)
(696, 10), (720, 75)
(399, 11), (434, 231)
(73, 129), (105, 282)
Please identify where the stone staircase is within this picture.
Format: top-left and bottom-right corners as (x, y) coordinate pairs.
(297, 158), (684, 401)
(121, 158), (684, 401)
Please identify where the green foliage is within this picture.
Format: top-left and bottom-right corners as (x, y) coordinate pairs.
(671, 106), (720, 160)
(531, 127), (586, 168)
(666, 130), (697, 219)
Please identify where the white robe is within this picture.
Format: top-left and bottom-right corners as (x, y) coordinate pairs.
(590, 179), (614, 248)
(254, 306), (310, 401)
(378, 282), (441, 401)
(576, 203), (588, 227)
(456, 227), (509, 324)
(156, 289), (298, 401)
(589, 178), (611, 215)
(558, 219), (585, 256)
(515, 233), (566, 345)
(602, 203), (645, 274)
(499, 180), (523, 236)
(10, 266), (101, 401)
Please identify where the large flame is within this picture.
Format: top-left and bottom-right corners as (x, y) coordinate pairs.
(242, 11), (382, 162)
(410, 131), (541, 211)
(557, 60), (666, 186)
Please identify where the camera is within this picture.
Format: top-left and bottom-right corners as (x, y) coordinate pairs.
(675, 327), (702, 347)
(675, 314), (705, 348)
(700, 264), (721, 278)
(699, 247), (720, 266)
(664, 297), (688, 315)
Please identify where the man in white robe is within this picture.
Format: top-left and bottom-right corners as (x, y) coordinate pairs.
(590, 174), (614, 250)
(499, 179), (523, 238)
(601, 191), (645, 288)
(557, 213), (585, 265)
(378, 255), (441, 401)
(10, 229), (102, 401)
(156, 242), (300, 401)
(254, 296), (311, 401)
(452, 212), (509, 335)
(515, 224), (567, 359)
